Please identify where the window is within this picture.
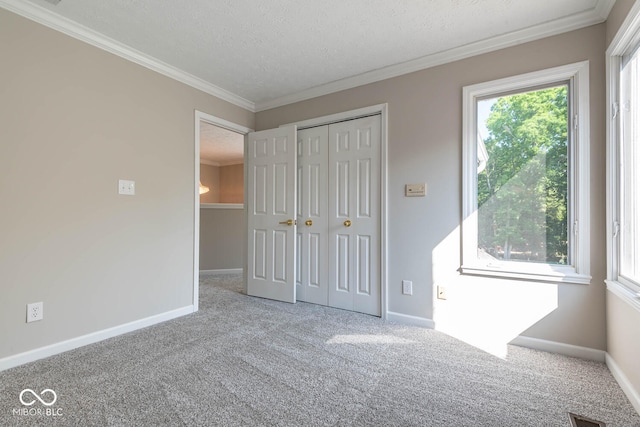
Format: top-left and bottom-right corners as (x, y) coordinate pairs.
(620, 50), (640, 290)
(462, 62), (590, 284)
(608, 4), (640, 300)
(477, 85), (569, 265)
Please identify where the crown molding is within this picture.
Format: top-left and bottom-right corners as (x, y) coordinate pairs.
(1, 0), (615, 114)
(255, 0), (616, 111)
(0, 0), (256, 112)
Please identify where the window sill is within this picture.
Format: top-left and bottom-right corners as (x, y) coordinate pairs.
(460, 263), (591, 285)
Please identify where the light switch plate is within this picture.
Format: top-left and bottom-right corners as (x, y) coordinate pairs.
(405, 183), (426, 197)
(118, 179), (135, 196)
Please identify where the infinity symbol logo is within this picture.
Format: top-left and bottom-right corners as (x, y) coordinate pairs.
(19, 389), (57, 406)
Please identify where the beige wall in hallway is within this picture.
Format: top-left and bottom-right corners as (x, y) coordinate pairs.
(219, 164), (244, 204)
(199, 207), (244, 271)
(200, 163), (221, 203)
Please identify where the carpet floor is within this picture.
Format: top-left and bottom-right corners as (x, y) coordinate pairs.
(1, 273), (639, 426)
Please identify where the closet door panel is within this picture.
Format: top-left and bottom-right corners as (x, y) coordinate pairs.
(296, 127), (329, 305)
(247, 126), (297, 303)
(328, 115), (381, 316)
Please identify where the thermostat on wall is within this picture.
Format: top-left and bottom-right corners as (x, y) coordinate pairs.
(405, 183), (426, 197)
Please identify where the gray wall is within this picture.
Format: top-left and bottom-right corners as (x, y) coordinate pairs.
(606, 0), (636, 46)
(607, 293), (640, 403)
(0, 8), (253, 359)
(200, 207), (244, 270)
(256, 24), (608, 352)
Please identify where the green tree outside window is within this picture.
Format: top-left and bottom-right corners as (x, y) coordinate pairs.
(477, 86), (568, 264)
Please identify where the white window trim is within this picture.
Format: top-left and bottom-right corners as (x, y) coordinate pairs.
(606, 1), (640, 302)
(461, 61), (591, 284)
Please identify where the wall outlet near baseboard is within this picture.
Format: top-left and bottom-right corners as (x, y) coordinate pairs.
(437, 286), (447, 300)
(26, 302), (43, 323)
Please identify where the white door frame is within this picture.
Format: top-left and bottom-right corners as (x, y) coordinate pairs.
(193, 110), (253, 312)
(282, 103), (389, 319)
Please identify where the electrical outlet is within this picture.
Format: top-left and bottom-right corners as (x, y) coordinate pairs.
(26, 302), (43, 323)
(402, 280), (413, 295)
(437, 286), (447, 300)
(118, 179), (135, 195)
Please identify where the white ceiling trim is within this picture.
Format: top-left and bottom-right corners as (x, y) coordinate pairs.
(255, 0), (616, 111)
(0, 0), (256, 112)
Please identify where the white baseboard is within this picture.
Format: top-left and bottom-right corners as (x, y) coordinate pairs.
(386, 311), (435, 329)
(200, 268), (243, 276)
(606, 353), (640, 415)
(0, 305), (194, 372)
(509, 335), (606, 362)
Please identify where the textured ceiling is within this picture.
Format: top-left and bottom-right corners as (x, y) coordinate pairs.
(7, 0), (613, 111)
(200, 122), (244, 165)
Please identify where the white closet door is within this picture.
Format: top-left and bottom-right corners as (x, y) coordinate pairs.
(247, 126), (297, 303)
(296, 127), (329, 305)
(328, 115), (381, 316)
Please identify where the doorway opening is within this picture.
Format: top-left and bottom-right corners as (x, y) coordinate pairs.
(193, 111), (252, 311)
(200, 122), (245, 205)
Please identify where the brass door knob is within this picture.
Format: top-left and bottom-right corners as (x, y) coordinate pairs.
(279, 219), (295, 226)
(305, 219), (313, 226)
(343, 219), (352, 227)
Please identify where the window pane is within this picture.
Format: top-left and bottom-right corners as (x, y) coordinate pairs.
(620, 52), (640, 284)
(477, 86), (569, 264)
